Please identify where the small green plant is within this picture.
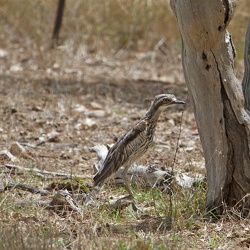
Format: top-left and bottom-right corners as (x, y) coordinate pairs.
(208, 232), (217, 250)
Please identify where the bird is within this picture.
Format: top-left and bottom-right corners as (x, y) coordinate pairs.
(93, 94), (185, 201)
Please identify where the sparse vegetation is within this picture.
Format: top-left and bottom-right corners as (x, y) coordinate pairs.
(0, 0), (249, 56)
(0, 0), (250, 249)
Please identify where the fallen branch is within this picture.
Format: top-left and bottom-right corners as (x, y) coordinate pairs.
(90, 145), (204, 189)
(4, 180), (52, 195)
(114, 164), (173, 188)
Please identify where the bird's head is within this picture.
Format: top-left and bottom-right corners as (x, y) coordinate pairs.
(152, 94), (185, 110)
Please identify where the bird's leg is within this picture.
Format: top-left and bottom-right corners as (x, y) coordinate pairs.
(91, 185), (101, 197)
(122, 166), (139, 212)
(122, 166), (133, 196)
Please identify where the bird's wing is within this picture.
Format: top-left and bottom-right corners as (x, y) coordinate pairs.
(93, 120), (147, 186)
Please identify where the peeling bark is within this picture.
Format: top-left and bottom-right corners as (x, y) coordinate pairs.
(171, 0), (250, 215)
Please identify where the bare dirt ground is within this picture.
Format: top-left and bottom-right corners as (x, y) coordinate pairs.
(0, 44), (203, 175)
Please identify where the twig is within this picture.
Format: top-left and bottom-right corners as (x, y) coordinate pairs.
(172, 110), (184, 169)
(4, 180), (52, 195)
(15, 200), (52, 207)
(5, 164), (92, 179)
(169, 107), (185, 224)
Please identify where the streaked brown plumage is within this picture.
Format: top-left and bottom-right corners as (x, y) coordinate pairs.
(93, 94), (185, 196)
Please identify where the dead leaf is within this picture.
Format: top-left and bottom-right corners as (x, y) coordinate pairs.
(10, 142), (27, 157)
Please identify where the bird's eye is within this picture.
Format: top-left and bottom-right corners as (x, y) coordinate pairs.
(163, 97), (171, 103)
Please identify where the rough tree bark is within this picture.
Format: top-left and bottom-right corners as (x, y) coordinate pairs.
(171, 0), (250, 215)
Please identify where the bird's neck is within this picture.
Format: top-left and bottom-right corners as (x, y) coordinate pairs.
(145, 105), (164, 131)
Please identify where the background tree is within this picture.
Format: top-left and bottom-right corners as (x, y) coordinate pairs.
(51, 0), (65, 47)
(170, 0), (250, 215)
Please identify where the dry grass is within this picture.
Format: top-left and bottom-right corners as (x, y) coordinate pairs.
(0, 0), (249, 56)
(0, 184), (208, 249)
(0, 0), (179, 52)
(0, 76), (249, 250)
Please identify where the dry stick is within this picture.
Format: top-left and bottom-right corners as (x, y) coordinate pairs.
(169, 109), (185, 224)
(172, 110), (185, 172)
(5, 164), (92, 179)
(4, 181), (52, 195)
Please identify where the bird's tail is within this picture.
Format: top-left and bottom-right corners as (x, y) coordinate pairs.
(93, 160), (115, 187)
(93, 172), (103, 187)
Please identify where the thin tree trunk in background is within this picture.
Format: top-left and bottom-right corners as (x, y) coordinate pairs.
(171, 0), (250, 215)
(52, 0), (65, 47)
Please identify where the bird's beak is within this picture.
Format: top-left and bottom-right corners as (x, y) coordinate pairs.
(173, 99), (185, 104)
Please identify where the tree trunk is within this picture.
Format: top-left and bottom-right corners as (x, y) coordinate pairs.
(51, 0), (65, 47)
(171, 0), (250, 215)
